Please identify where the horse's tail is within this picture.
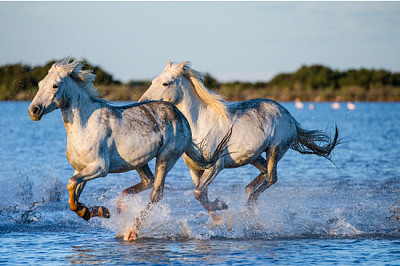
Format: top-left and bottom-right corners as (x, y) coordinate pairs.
(291, 122), (340, 160)
(186, 126), (233, 169)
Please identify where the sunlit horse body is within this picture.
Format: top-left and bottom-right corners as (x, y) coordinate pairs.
(28, 59), (228, 241)
(140, 61), (339, 221)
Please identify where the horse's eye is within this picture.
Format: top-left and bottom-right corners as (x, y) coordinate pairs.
(53, 84), (59, 89)
(162, 82), (169, 87)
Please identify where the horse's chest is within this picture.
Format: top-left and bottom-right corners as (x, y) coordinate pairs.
(65, 133), (100, 171)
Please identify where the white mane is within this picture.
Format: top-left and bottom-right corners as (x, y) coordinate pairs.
(49, 58), (99, 99)
(165, 61), (229, 120)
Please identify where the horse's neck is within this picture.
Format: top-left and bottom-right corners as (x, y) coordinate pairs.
(61, 89), (101, 134)
(177, 92), (230, 141)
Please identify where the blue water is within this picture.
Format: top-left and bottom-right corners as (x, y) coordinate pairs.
(1, 101), (399, 264)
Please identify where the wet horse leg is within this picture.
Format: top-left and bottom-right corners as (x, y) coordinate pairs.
(246, 147), (279, 205)
(245, 156), (268, 204)
(193, 162), (227, 215)
(124, 155), (180, 241)
(67, 162), (110, 221)
(190, 169), (224, 223)
(117, 164), (155, 213)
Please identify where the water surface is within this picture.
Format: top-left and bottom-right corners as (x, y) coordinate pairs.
(0, 102), (399, 264)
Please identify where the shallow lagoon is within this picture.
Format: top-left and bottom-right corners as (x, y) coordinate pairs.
(1, 102), (399, 264)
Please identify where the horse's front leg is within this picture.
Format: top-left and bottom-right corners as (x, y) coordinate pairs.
(67, 162), (109, 221)
(117, 164), (154, 213)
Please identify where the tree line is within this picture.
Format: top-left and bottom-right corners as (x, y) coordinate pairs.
(1, 59), (399, 101)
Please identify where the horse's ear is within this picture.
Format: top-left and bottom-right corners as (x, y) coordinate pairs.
(176, 61), (190, 71)
(72, 58), (84, 67)
(165, 60), (172, 69)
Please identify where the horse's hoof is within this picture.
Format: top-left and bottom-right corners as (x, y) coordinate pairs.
(212, 198), (228, 211)
(219, 201), (228, 210)
(90, 206), (111, 219)
(123, 229), (138, 242)
(101, 207), (111, 218)
(115, 231), (124, 239)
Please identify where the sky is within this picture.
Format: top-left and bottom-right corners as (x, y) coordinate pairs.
(1, 1), (400, 83)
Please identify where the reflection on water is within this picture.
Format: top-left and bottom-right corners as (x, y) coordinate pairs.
(0, 102), (399, 264)
(2, 231), (399, 265)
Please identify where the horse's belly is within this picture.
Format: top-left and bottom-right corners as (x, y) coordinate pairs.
(108, 159), (140, 173)
(224, 144), (264, 168)
(108, 151), (157, 173)
(107, 130), (161, 168)
(223, 125), (268, 167)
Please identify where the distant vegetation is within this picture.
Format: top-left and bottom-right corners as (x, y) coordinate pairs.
(1, 59), (399, 102)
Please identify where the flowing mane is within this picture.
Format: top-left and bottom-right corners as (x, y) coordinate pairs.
(49, 58), (100, 100)
(165, 61), (229, 120)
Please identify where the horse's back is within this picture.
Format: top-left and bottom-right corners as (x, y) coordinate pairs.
(228, 98), (296, 134)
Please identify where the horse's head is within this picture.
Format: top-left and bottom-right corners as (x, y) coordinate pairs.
(139, 61), (191, 105)
(28, 68), (68, 121)
(140, 61), (229, 120)
(28, 58), (94, 121)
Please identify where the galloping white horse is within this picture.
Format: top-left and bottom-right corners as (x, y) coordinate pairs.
(139, 61), (339, 221)
(28, 59), (229, 241)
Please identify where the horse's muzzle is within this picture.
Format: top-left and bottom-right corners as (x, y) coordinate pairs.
(28, 105), (43, 121)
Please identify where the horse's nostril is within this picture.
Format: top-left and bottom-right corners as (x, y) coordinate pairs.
(31, 106), (39, 115)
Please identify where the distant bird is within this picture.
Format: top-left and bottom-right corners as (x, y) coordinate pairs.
(295, 98), (304, 109)
(331, 102), (341, 110)
(347, 101), (356, 111)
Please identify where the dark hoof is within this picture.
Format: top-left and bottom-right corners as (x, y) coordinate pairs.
(90, 206), (111, 219)
(211, 198), (228, 211)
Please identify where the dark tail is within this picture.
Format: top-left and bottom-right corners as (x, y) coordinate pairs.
(291, 122), (340, 160)
(186, 126), (233, 169)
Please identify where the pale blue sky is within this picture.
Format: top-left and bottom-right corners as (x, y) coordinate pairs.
(1, 1), (399, 82)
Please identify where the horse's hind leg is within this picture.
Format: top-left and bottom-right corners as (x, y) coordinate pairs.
(246, 148), (279, 205)
(117, 164), (154, 213)
(193, 162), (227, 212)
(246, 157), (268, 204)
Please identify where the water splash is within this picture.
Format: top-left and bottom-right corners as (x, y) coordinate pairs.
(1, 169), (398, 240)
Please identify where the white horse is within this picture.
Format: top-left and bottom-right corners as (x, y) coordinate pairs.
(139, 61), (339, 221)
(28, 59), (229, 241)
